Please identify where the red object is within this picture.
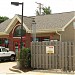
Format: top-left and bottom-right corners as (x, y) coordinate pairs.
(50, 34), (54, 39)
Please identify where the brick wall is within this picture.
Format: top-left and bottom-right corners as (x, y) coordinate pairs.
(25, 33), (31, 48)
(9, 31), (14, 51)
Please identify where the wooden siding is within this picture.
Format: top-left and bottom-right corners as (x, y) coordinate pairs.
(60, 22), (74, 41)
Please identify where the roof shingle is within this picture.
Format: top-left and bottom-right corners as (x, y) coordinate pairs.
(18, 11), (75, 31)
(0, 19), (11, 32)
(0, 11), (75, 32)
(35, 11), (75, 30)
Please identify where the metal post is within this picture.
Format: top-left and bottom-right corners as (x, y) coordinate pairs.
(32, 18), (36, 42)
(35, 2), (43, 15)
(11, 2), (24, 50)
(21, 2), (23, 50)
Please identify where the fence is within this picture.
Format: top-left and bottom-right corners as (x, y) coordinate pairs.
(31, 41), (75, 72)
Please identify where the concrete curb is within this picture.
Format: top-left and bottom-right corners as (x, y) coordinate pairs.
(9, 67), (24, 73)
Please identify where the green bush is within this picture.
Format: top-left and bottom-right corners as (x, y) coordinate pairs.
(18, 48), (31, 68)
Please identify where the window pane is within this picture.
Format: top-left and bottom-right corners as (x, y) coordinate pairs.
(0, 49), (1, 52)
(13, 26), (26, 37)
(2, 48), (7, 52)
(0, 40), (2, 44)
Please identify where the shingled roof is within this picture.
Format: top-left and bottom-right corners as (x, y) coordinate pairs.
(0, 19), (11, 32)
(18, 15), (32, 30)
(0, 11), (75, 33)
(35, 11), (75, 31)
(18, 11), (75, 31)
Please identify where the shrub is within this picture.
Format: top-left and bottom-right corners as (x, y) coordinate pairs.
(18, 48), (31, 68)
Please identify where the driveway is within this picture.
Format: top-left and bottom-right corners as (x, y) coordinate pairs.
(0, 61), (18, 74)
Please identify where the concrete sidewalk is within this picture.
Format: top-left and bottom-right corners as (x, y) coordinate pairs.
(1, 72), (74, 75)
(8, 61), (75, 75)
(0, 61), (17, 74)
(25, 70), (75, 75)
(9, 68), (75, 75)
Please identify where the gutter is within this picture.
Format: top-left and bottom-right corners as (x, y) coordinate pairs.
(56, 31), (61, 41)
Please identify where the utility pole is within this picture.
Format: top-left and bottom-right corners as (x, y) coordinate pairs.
(35, 2), (43, 15)
(32, 18), (36, 42)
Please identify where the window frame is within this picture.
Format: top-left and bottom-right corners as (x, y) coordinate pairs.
(13, 25), (26, 37)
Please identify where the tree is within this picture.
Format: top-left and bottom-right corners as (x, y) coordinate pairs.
(36, 6), (51, 16)
(0, 16), (9, 23)
(42, 6), (51, 15)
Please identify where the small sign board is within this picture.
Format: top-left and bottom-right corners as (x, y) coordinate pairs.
(46, 46), (54, 53)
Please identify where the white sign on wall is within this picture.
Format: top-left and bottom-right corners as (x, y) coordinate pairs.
(46, 46), (54, 53)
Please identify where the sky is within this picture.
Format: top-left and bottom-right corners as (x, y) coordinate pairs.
(0, 0), (75, 18)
